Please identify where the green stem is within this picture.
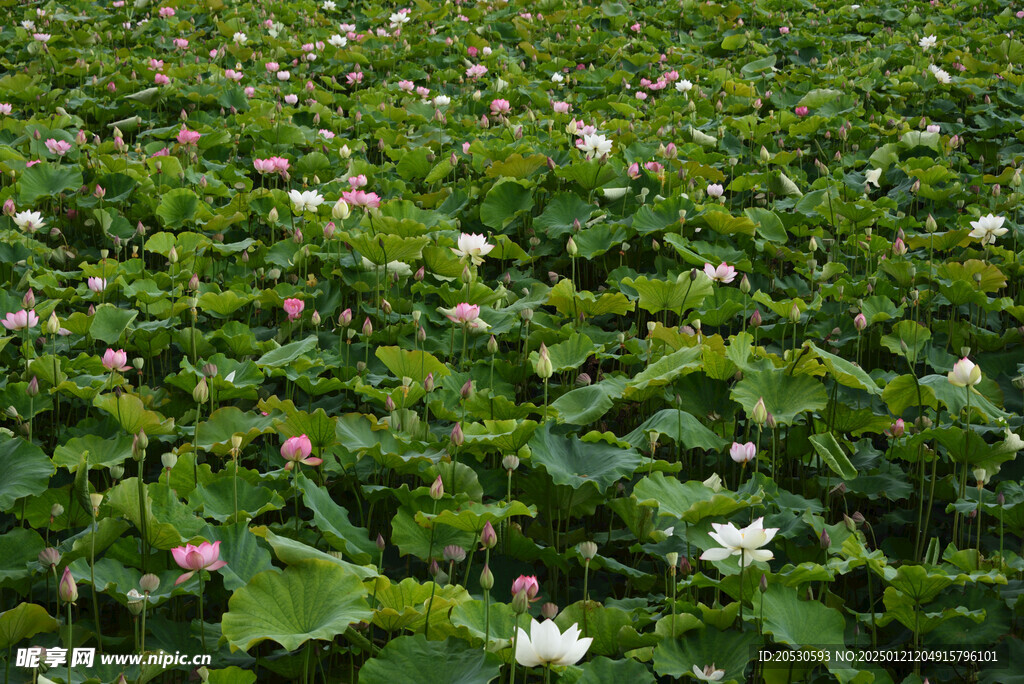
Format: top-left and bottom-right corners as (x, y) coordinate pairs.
(294, 467), (301, 533)
(137, 453), (149, 575)
(91, 514), (103, 655)
(424, 500), (439, 639)
(67, 601), (72, 684)
(199, 573), (207, 652)
(483, 548), (491, 651)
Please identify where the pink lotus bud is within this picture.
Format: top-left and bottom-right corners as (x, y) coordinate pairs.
(430, 474), (444, 500)
(450, 422), (464, 446)
(480, 521), (497, 549)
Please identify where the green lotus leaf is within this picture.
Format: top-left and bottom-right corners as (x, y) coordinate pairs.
(528, 423), (643, 491)
(221, 559), (372, 652)
(730, 368), (828, 425)
(360, 635), (502, 684)
(0, 437), (55, 511)
(0, 603), (59, 650)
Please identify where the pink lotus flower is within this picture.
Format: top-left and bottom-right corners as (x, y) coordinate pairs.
(552, 101), (571, 114)
(398, 79), (414, 91)
(0, 103), (12, 115)
(171, 541), (227, 585)
(347, 174), (367, 189)
(346, 71), (364, 85)
(176, 125), (201, 145)
(729, 441), (756, 464)
(703, 262), (737, 284)
(102, 348), (131, 372)
(149, 58), (164, 71)
(173, 38), (189, 50)
(884, 419), (905, 439)
(283, 298), (304, 321)
(45, 139), (72, 156)
(442, 303), (490, 330)
(794, 106), (809, 117)
(2, 309), (38, 330)
(224, 69), (243, 82)
(779, 26), (790, 34)
(159, 6), (176, 17)
(265, 61), (280, 72)
(87, 277), (107, 293)
(341, 189), (381, 210)
(416, 86), (431, 98)
(627, 162), (641, 179)
(281, 434), (321, 470)
(490, 99), (511, 115)
(154, 73), (170, 85)
(511, 574), (540, 600)
(466, 64), (488, 79)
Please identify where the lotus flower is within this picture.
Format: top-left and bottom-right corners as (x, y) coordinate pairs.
(865, 168), (882, 188)
(451, 232), (494, 266)
(729, 441), (756, 464)
(968, 214), (1008, 246)
(2, 309), (38, 331)
(700, 517), (779, 565)
(919, 35), (937, 50)
(692, 664), (726, 682)
(280, 434), (322, 470)
(289, 189), (325, 213)
(947, 357), (982, 387)
(579, 133), (612, 159)
(87, 277), (107, 293)
(706, 183), (724, 198)
(12, 210), (45, 232)
(703, 262), (736, 284)
(102, 348), (131, 372)
(176, 125), (201, 145)
(44, 138), (72, 156)
(512, 574), (540, 600)
(283, 298), (304, 321)
(514, 618), (593, 668)
(341, 189), (381, 210)
(171, 541), (227, 585)
(440, 303), (490, 330)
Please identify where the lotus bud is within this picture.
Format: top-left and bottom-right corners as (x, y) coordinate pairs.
(384, 395), (395, 412)
(424, 372), (435, 393)
(740, 274), (750, 293)
(760, 573), (768, 593)
(460, 379), (473, 399)
(854, 313), (867, 331)
(521, 308), (533, 322)
(193, 377), (209, 403)
(541, 602), (558, 619)
(567, 236), (578, 256)
(450, 422), (464, 446)
(480, 521), (498, 549)
(59, 567), (78, 603)
(479, 564), (494, 590)
(26, 376), (39, 397)
(751, 397), (768, 425)
(362, 317), (373, 337)
(50, 503), (64, 520)
(512, 589), (530, 614)
(820, 529), (831, 549)
(487, 335), (498, 354)
(750, 309), (762, 327)
(110, 464), (124, 479)
(536, 343), (553, 379)
(502, 454), (519, 471)
(168, 246), (178, 264)
(788, 303), (801, 323)
(376, 533), (386, 551)
(430, 474), (444, 500)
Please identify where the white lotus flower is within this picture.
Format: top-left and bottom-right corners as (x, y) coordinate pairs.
(929, 64), (951, 84)
(451, 232), (494, 266)
(514, 618), (592, 668)
(389, 11), (409, 25)
(693, 664), (726, 682)
(700, 517), (779, 565)
(288, 189), (325, 213)
(322, 0), (336, 9)
(865, 167), (882, 188)
(580, 133), (612, 160)
(551, 72), (564, 83)
(947, 357), (982, 387)
(232, 32), (247, 45)
(676, 78), (693, 93)
(919, 35), (937, 50)
(328, 34), (347, 47)
(13, 210), (46, 232)
(433, 95), (451, 106)
(968, 213), (1008, 246)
